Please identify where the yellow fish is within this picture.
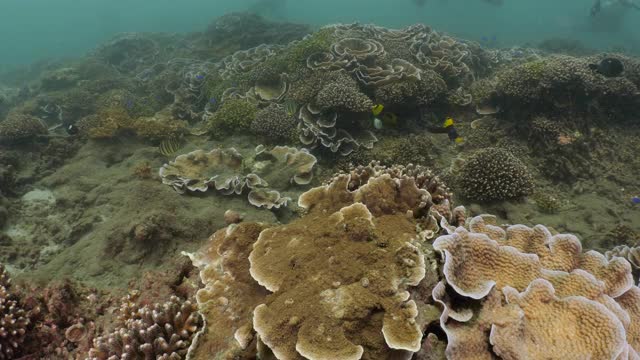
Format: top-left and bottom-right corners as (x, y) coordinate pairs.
(371, 104), (384, 116)
(443, 117), (455, 128)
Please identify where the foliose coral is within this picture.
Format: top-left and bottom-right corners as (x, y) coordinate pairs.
(159, 146), (317, 209)
(456, 148), (534, 202)
(433, 215), (640, 358)
(187, 172), (451, 359)
(1, 265), (29, 359)
(88, 295), (201, 359)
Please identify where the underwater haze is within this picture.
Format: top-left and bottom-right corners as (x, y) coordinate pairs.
(2, 0), (640, 358)
(1, 0), (640, 67)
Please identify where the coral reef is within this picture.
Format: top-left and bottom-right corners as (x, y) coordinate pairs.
(0, 265), (29, 359)
(187, 173), (451, 359)
(433, 216), (640, 359)
(250, 103), (298, 141)
(159, 146), (316, 209)
(433, 215), (640, 359)
(88, 295), (201, 359)
(0, 111), (47, 141)
(456, 148), (534, 202)
(491, 55), (640, 116)
(315, 71), (373, 112)
(207, 98), (257, 135)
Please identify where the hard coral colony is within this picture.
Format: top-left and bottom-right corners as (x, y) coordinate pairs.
(0, 9), (639, 360)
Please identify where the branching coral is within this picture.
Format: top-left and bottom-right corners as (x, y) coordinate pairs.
(88, 295), (201, 360)
(0, 265), (29, 360)
(432, 215), (640, 359)
(315, 71), (373, 112)
(207, 98), (258, 136)
(373, 68), (447, 106)
(251, 103), (298, 141)
(456, 148), (534, 202)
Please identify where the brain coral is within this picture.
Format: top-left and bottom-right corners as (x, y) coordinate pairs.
(432, 215), (640, 359)
(456, 148), (534, 202)
(187, 173), (450, 360)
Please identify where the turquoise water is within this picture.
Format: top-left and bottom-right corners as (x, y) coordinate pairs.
(1, 0), (639, 68)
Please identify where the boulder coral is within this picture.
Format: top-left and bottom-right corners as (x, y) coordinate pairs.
(456, 148), (534, 202)
(186, 172), (452, 360)
(432, 215), (640, 359)
(0, 112), (47, 141)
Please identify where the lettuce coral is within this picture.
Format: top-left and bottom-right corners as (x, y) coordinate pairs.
(187, 172), (452, 359)
(432, 215), (640, 359)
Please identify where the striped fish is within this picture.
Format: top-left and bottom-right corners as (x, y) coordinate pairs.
(284, 100), (298, 117)
(158, 136), (183, 156)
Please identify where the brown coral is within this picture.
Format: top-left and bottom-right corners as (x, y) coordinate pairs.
(88, 295), (201, 360)
(432, 215), (640, 358)
(0, 112), (47, 141)
(186, 173), (449, 359)
(0, 265), (29, 360)
(315, 71), (373, 112)
(186, 223), (271, 359)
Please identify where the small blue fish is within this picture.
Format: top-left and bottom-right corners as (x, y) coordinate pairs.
(209, 97), (217, 105)
(196, 74), (205, 81)
(481, 36), (488, 43)
(125, 99), (134, 109)
(632, 196), (640, 204)
(491, 35), (497, 42)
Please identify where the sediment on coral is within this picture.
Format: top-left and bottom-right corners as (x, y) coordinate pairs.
(186, 173), (452, 359)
